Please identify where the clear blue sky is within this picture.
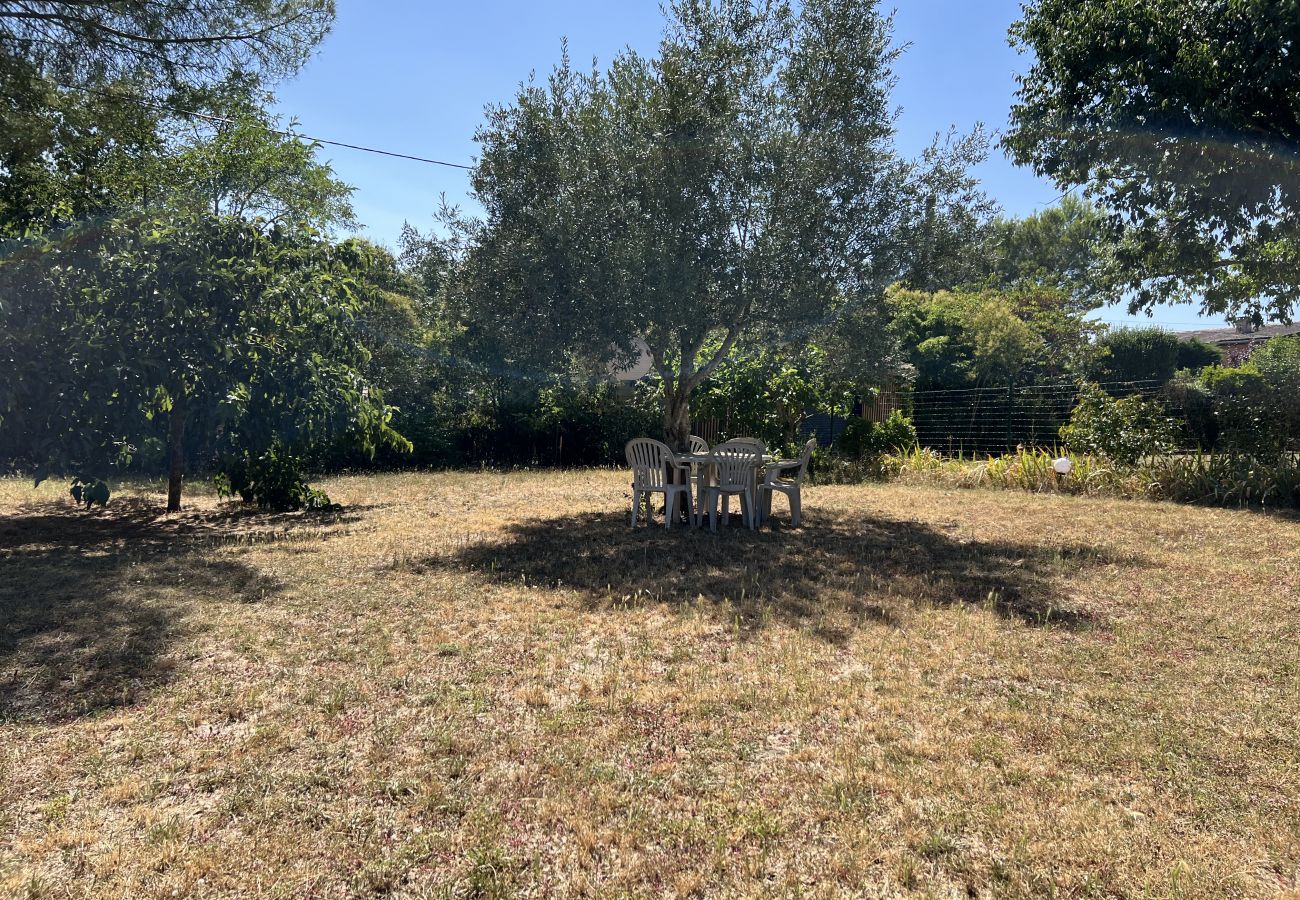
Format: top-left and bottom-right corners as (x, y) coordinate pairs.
(274, 0), (1219, 330)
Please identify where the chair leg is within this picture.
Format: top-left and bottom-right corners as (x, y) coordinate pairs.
(666, 489), (678, 529)
(790, 488), (801, 528)
(708, 491), (718, 532)
(631, 490), (640, 527)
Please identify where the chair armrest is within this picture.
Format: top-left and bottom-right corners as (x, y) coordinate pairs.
(765, 460), (799, 479)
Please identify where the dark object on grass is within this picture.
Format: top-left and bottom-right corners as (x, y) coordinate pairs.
(70, 477), (110, 508)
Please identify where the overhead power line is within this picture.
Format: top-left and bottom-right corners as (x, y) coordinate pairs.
(91, 88), (474, 171)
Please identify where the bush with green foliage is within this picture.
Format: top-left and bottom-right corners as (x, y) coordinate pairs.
(836, 412), (918, 460)
(528, 381), (663, 467)
(692, 343), (852, 452)
(1164, 373), (1219, 449)
(434, 379), (661, 469)
(1197, 364), (1275, 452)
(1249, 336), (1300, 446)
(69, 476), (110, 507)
(216, 444), (333, 512)
(1091, 327), (1220, 388)
(1158, 339), (1300, 454)
(1146, 452), (1300, 509)
(1059, 383), (1176, 464)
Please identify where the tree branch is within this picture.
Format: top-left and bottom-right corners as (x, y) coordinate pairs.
(685, 323), (741, 392)
(646, 341), (674, 394)
(0, 5), (311, 47)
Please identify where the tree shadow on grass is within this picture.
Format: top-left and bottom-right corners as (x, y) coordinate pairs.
(418, 508), (1138, 642)
(0, 499), (360, 725)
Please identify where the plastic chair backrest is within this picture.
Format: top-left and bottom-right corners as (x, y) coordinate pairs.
(626, 438), (673, 489)
(793, 437), (818, 484)
(709, 445), (761, 490)
(719, 437), (766, 457)
(688, 435), (710, 455)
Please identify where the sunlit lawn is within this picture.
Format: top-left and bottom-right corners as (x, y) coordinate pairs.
(1, 470), (1298, 897)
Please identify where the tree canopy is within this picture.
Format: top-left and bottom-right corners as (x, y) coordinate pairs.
(0, 0), (333, 90)
(0, 73), (354, 237)
(444, 0), (989, 448)
(887, 285), (1102, 391)
(983, 195), (1108, 310)
(165, 75), (356, 228)
(1005, 0), (1300, 321)
(0, 214), (406, 509)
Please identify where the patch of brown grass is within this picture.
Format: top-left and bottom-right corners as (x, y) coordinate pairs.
(2, 471), (1298, 897)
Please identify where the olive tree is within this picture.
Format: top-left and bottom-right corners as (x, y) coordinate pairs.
(445, 0), (988, 449)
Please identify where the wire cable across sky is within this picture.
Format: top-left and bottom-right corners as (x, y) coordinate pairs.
(91, 88), (475, 171)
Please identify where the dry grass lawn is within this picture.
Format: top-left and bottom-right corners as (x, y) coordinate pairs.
(1, 470), (1298, 898)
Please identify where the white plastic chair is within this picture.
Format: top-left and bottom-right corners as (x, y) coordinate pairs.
(718, 437), (766, 505)
(685, 435), (713, 512)
(626, 438), (692, 528)
(700, 445), (762, 531)
(718, 436), (766, 456)
(759, 437), (817, 527)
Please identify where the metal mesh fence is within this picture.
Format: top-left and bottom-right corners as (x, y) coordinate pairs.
(905, 380), (1178, 457)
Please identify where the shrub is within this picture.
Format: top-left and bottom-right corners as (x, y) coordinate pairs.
(1142, 452), (1300, 509)
(1200, 364), (1276, 452)
(1092, 327), (1183, 387)
(1090, 328), (1219, 388)
(881, 446), (1146, 496)
(216, 445), (333, 512)
(878, 446), (1300, 510)
(1164, 373), (1218, 449)
(1176, 337), (1223, 372)
(836, 412), (917, 460)
(1249, 336), (1300, 446)
(69, 476), (111, 507)
(1059, 383), (1176, 465)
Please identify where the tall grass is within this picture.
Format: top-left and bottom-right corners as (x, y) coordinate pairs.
(878, 446), (1300, 510)
(1145, 452), (1300, 508)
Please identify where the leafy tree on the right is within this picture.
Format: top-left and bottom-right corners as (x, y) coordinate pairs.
(1004, 0), (1300, 322)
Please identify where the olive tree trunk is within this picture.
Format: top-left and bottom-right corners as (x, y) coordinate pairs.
(662, 388), (692, 452)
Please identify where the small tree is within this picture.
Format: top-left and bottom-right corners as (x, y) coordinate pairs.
(0, 214), (407, 510)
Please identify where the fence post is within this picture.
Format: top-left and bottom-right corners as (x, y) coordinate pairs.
(1005, 381), (1015, 452)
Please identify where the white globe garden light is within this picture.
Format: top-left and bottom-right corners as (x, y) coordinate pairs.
(1052, 457), (1073, 476)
